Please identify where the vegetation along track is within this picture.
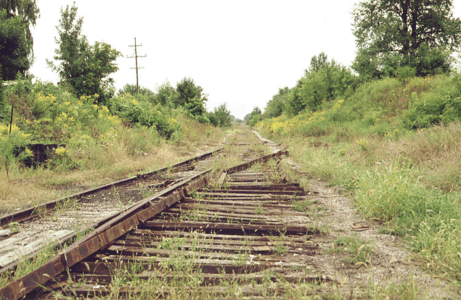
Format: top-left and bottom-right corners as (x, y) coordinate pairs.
(0, 130), (328, 299)
(0, 148), (223, 277)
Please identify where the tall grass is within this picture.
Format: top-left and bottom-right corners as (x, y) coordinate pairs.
(0, 118), (223, 212)
(257, 75), (461, 282)
(277, 125), (461, 282)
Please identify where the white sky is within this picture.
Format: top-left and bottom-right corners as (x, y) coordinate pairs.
(29, 1), (461, 119)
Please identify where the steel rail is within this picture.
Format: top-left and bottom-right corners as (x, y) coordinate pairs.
(47, 144), (326, 299)
(216, 149), (288, 185)
(0, 168), (212, 300)
(0, 147), (223, 227)
(2, 133), (296, 299)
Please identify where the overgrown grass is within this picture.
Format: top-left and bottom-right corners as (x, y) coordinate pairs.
(328, 236), (373, 268)
(262, 125), (461, 283)
(255, 75), (461, 284)
(0, 119), (224, 212)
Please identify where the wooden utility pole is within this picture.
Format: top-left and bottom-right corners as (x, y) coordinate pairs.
(128, 37), (146, 93)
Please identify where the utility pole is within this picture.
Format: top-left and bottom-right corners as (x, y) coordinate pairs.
(128, 37), (146, 94)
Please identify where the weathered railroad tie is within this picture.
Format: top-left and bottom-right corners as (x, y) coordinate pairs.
(0, 130), (329, 299)
(1, 147), (328, 300)
(0, 148), (223, 276)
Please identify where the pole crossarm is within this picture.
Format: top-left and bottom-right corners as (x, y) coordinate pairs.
(128, 37), (146, 93)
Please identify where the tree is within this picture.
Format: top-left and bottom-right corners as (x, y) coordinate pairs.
(47, 4), (121, 103)
(175, 77), (208, 117)
(264, 87), (289, 118)
(0, 0), (39, 80)
(283, 81), (305, 117)
(301, 56), (355, 110)
(208, 103), (231, 127)
(175, 77), (207, 107)
(117, 84), (156, 104)
(352, 0), (461, 79)
(244, 107), (262, 126)
(306, 52), (328, 73)
(117, 84), (154, 97)
(154, 81), (177, 106)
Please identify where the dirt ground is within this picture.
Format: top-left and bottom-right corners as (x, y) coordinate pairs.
(252, 130), (459, 299)
(284, 156), (460, 299)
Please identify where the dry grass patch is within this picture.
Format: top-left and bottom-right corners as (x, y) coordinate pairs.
(0, 119), (224, 213)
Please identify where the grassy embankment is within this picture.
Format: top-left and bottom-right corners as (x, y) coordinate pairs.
(256, 75), (461, 284)
(0, 79), (225, 213)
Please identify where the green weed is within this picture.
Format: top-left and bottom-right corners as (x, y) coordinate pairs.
(329, 236), (373, 267)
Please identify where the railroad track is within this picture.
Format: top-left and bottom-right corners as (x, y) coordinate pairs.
(0, 147), (223, 276)
(0, 129), (328, 299)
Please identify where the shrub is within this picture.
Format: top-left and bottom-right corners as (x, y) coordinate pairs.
(0, 123), (32, 176)
(109, 94), (180, 139)
(208, 104), (231, 127)
(401, 91), (459, 129)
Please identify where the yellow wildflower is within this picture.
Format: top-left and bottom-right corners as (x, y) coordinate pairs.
(55, 147), (67, 155)
(25, 148), (33, 157)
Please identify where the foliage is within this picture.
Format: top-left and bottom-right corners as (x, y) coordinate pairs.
(263, 87), (289, 119)
(229, 115), (243, 123)
(154, 81), (177, 106)
(0, 0), (39, 43)
(0, 10), (29, 80)
(257, 76), (451, 141)
(161, 77), (212, 123)
(208, 103), (231, 127)
(0, 76), (188, 173)
(278, 121), (461, 281)
(184, 95), (206, 119)
(300, 54), (355, 111)
(175, 78), (207, 111)
(352, 0), (461, 79)
(0, 0), (39, 80)
(117, 84), (155, 101)
(265, 53), (356, 118)
(4, 76), (121, 143)
(0, 123), (32, 174)
(0, 71), (4, 120)
(244, 107), (262, 126)
(258, 99), (344, 137)
(47, 4), (121, 104)
(46, 146), (77, 170)
(352, 161), (461, 280)
(283, 84), (304, 117)
(108, 93), (180, 139)
(396, 66), (416, 84)
(401, 74), (461, 129)
(307, 51), (328, 73)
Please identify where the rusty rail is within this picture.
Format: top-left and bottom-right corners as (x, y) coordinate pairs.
(0, 169), (211, 300)
(48, 147), (324, 299)
(0, 131), (326, 299)
(216, 149), (288, 185)
(0, 147), (223, 227)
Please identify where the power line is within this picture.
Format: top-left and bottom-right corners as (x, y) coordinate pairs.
(128, 37), (146, 94)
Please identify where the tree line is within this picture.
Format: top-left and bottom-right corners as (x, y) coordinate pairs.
(245, 0), (461, 125)
(0, 1), (232, 128)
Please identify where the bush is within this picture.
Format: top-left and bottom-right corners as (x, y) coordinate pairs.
(109, 94), (180, 139)
(401, 75), (461, 129)
(208, 104), (231, 127)
(0, 123), (32, 175)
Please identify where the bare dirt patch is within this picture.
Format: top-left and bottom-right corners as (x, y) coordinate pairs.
(286, 159), (459, 299)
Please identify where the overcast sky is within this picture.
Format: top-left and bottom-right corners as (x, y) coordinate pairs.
(29, 1), (461, 119)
